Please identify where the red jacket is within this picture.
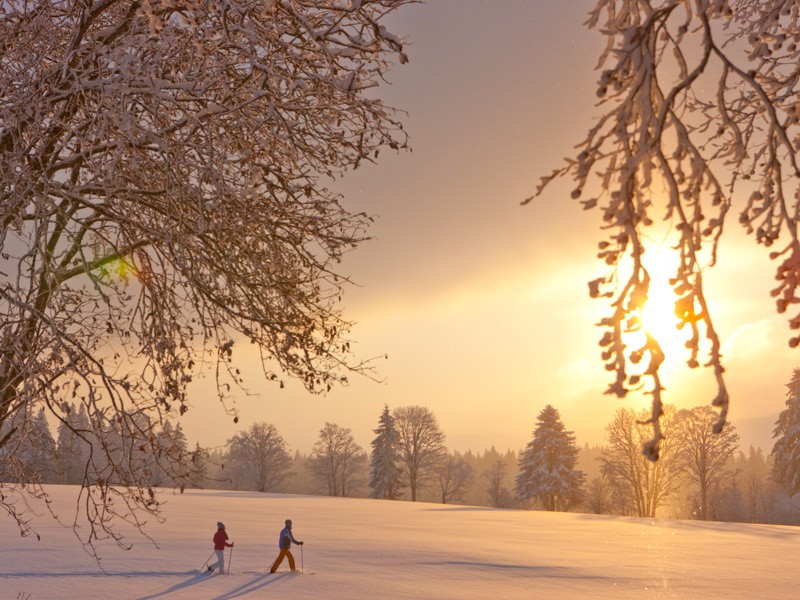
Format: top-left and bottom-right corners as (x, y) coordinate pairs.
(213, 529), (231, 550)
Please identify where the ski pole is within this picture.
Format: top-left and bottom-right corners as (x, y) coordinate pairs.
(227, 544), (234, 574)
(200, 552), (214, 571)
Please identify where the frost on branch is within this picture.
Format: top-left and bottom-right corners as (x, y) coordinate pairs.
(0, 0), (415, 552)
(528, 0), (800, 459)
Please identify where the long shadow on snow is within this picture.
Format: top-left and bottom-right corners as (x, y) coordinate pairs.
(212, 572), (295, 600)
(134, 571), (216, 599)
(133, 572), (291, 600)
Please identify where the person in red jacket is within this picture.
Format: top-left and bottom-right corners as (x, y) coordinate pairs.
(208, 522), (234, 574)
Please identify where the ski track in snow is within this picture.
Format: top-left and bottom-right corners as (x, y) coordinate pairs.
(1, 486), (798, 599)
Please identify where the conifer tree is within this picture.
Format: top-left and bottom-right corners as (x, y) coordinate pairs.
(56, 403), (91, 485)
(28, 408), (58, 484)
(369, 405), (404, 500)
(516, 405), (585, 511)
(151, 421), (190, 488)
(772, 369), (800, 495)
(0, 405), (57, 484)
(186, 443), (209, 490)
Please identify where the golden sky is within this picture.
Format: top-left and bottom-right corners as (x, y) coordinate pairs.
(182, 0), (799, 456)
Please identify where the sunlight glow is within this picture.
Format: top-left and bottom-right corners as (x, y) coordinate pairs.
(98, 255), (138, 282)
(621, 249), (695, 379)
(639, 273), (690, 363)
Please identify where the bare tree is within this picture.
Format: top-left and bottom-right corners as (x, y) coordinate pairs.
(584, 477), (613, 515)
(437, 455), (474, 505)
(600, 406), (682, 517)
(394, 405), (447, 501)
(673, 406), (739, 520)
(0, 0), (414, 550)
(309, 422), (367, 497)
(483, 458), (515, 509)
(226, 423), (292, 493)
(529, 1), (800, 457)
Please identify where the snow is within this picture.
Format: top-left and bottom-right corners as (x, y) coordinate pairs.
(2, 485), (799, 599)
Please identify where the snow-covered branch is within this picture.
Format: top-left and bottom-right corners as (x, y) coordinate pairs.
(530, 0), (800, 458)
(0, 0), (415, 552)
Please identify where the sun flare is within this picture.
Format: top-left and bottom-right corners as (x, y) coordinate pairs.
(635, 245), (714, 373)
(639, 274), (690, 361)
(618, 247), (699, 380)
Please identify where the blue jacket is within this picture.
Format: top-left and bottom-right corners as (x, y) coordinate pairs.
(279, 526), (300, 550)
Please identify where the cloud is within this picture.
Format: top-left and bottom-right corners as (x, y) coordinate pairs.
(721, 319), (777, 361)
(556, 358), (593, 380)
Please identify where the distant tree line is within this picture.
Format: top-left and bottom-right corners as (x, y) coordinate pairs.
(0, 403), (198, 491)
(7, 369), (800, 525)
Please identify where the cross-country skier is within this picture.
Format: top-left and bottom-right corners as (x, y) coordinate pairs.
(208, 522), (234, 574)
(269, 518), (303, 573)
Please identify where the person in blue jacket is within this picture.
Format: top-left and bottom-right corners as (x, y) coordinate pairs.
(269, 518), (303, 573)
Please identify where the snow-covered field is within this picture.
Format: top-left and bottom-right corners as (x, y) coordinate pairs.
(1, 486), (798, 599)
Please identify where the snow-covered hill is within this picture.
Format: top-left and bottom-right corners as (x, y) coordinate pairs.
(1, 485), (797, 599)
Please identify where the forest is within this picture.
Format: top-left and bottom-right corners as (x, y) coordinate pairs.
(5, 380), (800, 527)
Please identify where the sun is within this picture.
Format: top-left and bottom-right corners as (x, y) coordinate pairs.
(637, 252), (695, 367)
(640, 278), (688, 358)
